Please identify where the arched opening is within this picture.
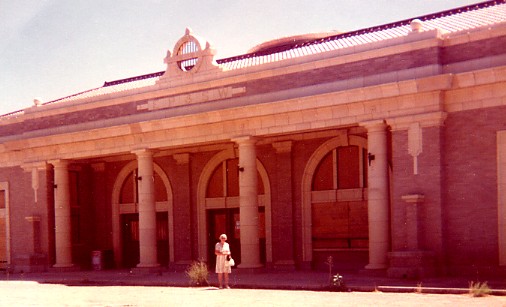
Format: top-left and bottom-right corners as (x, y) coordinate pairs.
(112, 161), (174, 268)
(197, 148), (272, 266)
(302, 134), (369, 270)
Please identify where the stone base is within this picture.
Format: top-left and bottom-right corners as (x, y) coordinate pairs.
(131, 264), (162, 274)
(387, 251), (436, 279)
(272, 260), (296, 271)
(359, 268), (387, 277)
(298, 261), (312, 271)
(13, 254), (47, 273)
(50, 264), (80, 272)
(168, 261), (193, 272)
(235, 265), (266, 274)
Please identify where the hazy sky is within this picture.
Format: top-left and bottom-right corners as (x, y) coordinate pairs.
(0, 0), (478, 115)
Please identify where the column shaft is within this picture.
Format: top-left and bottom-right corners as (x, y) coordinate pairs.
(53, 160), (73, 268)
(235, 137), (262, 268)
(135, 150), (159, 268)
(364, 122), (390, 270)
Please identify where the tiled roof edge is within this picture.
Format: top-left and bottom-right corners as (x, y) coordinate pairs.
(219, 0), (505, 63)
(42, 87), (102, 106)
(102, 71), (165, 87)
(98, 0), (505, 88)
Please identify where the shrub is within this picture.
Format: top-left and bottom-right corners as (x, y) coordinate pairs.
(324, 256), (346, 291)
(185, 261), (209, 286)
(469, 281), (491, 297)
(331, 273), (346, 291)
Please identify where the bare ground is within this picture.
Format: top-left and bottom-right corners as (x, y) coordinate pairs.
(1, 281), (505, 307)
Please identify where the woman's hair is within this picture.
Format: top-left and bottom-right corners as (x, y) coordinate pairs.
(219, 234), (227, 240)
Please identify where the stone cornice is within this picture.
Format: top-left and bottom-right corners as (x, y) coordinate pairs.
(0, 75), (454, 167)
(0, 73), (453, 148)
(388, 111), (448, 131)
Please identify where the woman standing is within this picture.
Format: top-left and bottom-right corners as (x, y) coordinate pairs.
(215, 233), (232, 289)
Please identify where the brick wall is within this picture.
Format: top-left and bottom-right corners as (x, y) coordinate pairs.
(391, 127), (445, 259)
(443, 105), (506, 272)
(0, 166), (53, 270)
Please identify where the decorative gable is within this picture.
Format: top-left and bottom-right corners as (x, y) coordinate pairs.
(157, 28), (222, 86)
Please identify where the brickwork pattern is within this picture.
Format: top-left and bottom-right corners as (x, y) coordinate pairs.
(443, 106), (506, 272)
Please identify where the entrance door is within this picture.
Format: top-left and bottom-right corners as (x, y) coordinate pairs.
(207, 208), (241, 268)
(121, 214), (139, 268)
(121, 213), (169, 268)
(207, 207), (266, 268)
(156, 212), (169, 267)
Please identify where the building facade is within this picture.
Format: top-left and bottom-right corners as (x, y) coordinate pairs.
(1, 1), (506, 278)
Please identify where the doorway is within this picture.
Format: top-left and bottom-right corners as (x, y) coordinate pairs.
(121, 212), (169, 268)
(207, 208), (240, 269)
(207, 207), (266, 268)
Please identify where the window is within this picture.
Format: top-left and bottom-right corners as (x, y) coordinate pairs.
(312, 145), (367, 191)
(177, 41), (199, 72)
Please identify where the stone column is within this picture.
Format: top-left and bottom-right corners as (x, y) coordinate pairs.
(362, 121), (390, 270)
(52, 160), (73, 268)
(134, 149), (159, 268)
(234, 136), (262, 269)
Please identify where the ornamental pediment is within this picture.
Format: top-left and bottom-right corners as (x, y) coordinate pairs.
(157, 28), (222, 87)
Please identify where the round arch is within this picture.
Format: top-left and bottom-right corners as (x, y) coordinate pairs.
(197, 147), (272, 263)
(111, 160), (174, 267)
(300, 134), (367, 263)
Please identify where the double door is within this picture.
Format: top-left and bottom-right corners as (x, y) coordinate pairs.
(207, 208), (241, 268)
(207, 207), (266, 268)
(121, 212), (169, 268)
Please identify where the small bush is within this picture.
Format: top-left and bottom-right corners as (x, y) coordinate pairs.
(324, 256), (347, 291)
(185, 261), (209, 286)
(469, 281), (491, 297)
(331, 273), (346, 291)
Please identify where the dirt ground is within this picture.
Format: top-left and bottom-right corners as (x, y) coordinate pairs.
(1, 281), (505, 307)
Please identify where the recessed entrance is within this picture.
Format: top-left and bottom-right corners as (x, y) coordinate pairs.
(112, 161), (174, 268)
(207, 207), (266, 269)
(121, 212), (169, 268)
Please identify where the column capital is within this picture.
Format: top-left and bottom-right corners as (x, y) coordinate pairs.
(49, 159), (70, 168)
(132, 148), (154, 158)
(359, 120), (388, 132)
(232, 135), (257, 145)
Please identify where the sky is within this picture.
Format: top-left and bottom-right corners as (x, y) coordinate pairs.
(0, 0), (480, 115)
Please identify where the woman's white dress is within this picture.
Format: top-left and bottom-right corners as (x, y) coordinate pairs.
(215, 242), (231, 274)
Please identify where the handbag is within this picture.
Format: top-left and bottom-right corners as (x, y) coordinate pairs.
(228, 258), (235, 267)
(226, 255), (235, 267)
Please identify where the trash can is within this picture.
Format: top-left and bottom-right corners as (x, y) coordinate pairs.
(91, 250), (103, 270)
